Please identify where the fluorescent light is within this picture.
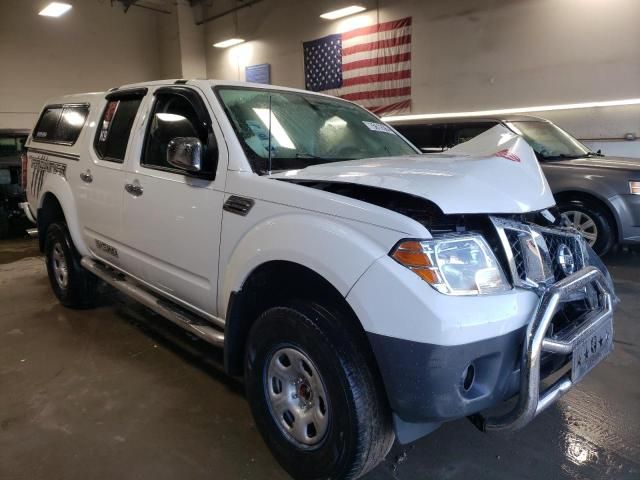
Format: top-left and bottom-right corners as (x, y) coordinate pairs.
(213, 38), (245, 48)
(383, 98), (640, 122)
(320, 5), (366, 20)
(39, 2), (72, 17)
(253, 108), (296, 149)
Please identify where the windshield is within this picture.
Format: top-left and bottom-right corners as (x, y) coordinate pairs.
(215, 87), (417, 173)
(506, 121), (592, 160)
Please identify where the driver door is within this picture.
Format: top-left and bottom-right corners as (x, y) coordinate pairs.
(120, 86), (226, 316)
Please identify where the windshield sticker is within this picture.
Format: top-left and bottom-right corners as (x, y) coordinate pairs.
(362, 121), (396, 134)
(98, 100), (119, 142)
(494, 149), (521, 163)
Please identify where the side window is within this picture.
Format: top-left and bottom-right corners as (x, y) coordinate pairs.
(395, 124), (446, 153)
(142, 92), (213, 172)
(57, 106), (89, 143)
(448, 123), (497, 146)
(33, 106), (63, 141)
(95, 97), (143, 163)
(33, 105), (88, 145)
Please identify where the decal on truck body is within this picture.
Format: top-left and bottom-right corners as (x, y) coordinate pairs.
(95, 239), (119, 258)
(30, 154), (67, 197)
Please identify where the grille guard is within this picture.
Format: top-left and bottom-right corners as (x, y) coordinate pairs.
(470, 266), (615, 432)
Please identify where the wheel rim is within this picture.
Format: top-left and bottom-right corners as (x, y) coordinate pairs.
(264, 346), (330, 448)
(563, 210), (598, 247)
(51, 242), (69, 289)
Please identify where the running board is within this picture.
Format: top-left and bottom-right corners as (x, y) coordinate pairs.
(81, 257), (224, 347)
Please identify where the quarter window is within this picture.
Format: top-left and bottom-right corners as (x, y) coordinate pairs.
(95, 97), (143, 162)
(33, 105), (88, 145)
(33, 107), (62, 141)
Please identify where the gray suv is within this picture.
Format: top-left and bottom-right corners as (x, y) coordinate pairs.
(391, 115), (640, 255)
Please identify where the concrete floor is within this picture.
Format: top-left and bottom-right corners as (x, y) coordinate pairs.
(0, 237), (638, 480)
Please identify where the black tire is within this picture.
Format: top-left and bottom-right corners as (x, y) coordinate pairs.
(558, 198), (616, 256)
(245, 301), (394, 480)
(44, 222), (98, 308)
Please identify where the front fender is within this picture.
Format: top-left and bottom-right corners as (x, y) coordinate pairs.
(37, 175), (89, 256)
(219, 212), (400, 316)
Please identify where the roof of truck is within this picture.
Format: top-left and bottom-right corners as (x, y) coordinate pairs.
(39, 79), (348, 109)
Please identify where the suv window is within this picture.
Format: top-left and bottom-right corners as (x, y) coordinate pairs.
(143, 92), (211, 172)
(95, 97), (143, 162)
(0, 135), (26, 158)
(33, 105), (89, 145)
(447, 122), (496, 146)
(394, 124), (446, 152)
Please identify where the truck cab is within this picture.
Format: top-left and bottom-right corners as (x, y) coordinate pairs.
(24, 80), (617, 480)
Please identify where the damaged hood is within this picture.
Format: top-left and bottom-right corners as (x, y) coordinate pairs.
(270, 126), (555, 214)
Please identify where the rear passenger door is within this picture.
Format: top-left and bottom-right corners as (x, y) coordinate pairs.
(76, 89), (146, 268)
(121, 86), (226, 317)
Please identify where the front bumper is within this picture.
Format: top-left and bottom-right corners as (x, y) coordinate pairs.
(609, 194), (640, 243)
(470, 265), (614, 432)
(357, 259), (615, 440)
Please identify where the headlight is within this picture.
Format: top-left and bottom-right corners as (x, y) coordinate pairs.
(630, 181), (640, 195)
(391, 234), (510, 295)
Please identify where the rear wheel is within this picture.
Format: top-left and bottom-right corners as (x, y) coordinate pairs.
(558, 199), (615, 256)
(245, 301), (394, 480)
(44, 222), (98, 308)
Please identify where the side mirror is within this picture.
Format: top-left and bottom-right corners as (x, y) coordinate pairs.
(167, 137), (203, 173)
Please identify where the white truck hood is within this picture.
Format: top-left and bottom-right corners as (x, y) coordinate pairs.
(271, 126), (555, 214)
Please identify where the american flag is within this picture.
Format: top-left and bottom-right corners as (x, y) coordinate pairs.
(303, 17), (412, 116)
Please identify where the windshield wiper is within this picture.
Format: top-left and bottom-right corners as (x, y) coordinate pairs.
(541, 153), (584, 160)
(295, 153), (328, 160)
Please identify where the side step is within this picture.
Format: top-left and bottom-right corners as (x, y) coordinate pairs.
(81, 257), (225, 347)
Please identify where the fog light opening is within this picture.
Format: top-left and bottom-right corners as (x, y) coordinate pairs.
(462, 363), (475, 392)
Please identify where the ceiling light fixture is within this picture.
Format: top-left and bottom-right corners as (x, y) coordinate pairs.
(382, 98), (640, 122)
(213, 38), (246, 48)
(320, 5), (366, 20)
(39, 2), (72, 17)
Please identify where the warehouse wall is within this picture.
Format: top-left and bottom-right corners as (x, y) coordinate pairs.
(0, 0), (163, 129)
(204, 0), (640, 155)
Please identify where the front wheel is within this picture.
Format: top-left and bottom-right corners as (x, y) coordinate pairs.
(558, 199), (615, 256)
(245, 302), (394, 480)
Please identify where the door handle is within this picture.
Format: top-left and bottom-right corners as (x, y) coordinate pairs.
(80, 170), (93, 183)
(124, 182), (143, 197)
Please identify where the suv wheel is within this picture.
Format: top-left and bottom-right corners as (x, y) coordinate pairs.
(558, 199), (615, 256)
(245, 301), (394, 480)
(44, 222), (98, 308)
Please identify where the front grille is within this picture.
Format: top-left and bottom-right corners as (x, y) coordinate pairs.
(540, 230), (586, 280)
(491, 216), (587, 287)
(505, 230), (527, 281)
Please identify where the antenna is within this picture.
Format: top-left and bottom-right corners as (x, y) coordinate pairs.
(267, 94), (273, 174)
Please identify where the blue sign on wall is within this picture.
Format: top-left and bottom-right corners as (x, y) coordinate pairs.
(245, 63), (271, 84)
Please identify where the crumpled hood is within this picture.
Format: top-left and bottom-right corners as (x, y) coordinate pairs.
(270, 126), (555, 214)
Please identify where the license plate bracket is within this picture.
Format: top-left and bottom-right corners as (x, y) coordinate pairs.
(571, 317), (613, 383)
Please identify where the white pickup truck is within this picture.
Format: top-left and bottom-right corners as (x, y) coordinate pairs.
(23, 80), (616, 480)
